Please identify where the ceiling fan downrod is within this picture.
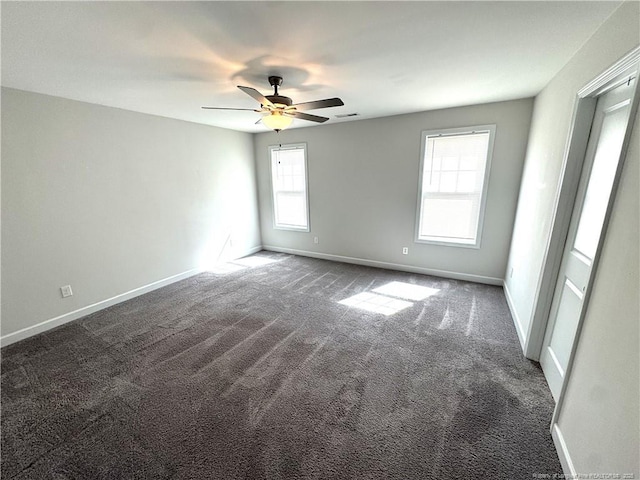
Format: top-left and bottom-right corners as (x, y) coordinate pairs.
(268, 76), (283, 96)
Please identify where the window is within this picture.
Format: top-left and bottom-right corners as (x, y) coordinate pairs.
(415, 125), (495, 247)
(270, 143), (309, 231)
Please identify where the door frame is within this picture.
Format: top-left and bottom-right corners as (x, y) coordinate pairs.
(542, 66), (639, 402)
(525, 45), (640, 471)
(524, 46), (640, 363)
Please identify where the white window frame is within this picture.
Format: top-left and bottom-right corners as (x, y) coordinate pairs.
(269, 143), (310, 232)
(414, 125), (496, 248)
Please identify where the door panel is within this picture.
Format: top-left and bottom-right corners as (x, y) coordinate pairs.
(574, 104), (631, 259)
(548, 280), (582, 371)
(540, 77), (635, 400)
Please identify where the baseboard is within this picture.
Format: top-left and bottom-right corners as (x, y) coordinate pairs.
(552, 423), (576, 477)
(2, 244), (500, 348)
(263, 245), (503, 286)
(0, 268), (202, 348)
(503, 281), (527, 351)
(239, 245), (264, 257)
(1, 245), (265, 348)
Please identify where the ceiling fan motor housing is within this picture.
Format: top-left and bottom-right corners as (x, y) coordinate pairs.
(265, 95), (293, 107)
(266, 76), (291, 106)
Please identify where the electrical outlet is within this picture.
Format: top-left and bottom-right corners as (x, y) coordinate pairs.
(402, 247), (408, 255)
(314, 236), (319, 244)
(60, 285), (73, 298)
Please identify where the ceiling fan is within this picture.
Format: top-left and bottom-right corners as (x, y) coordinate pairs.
(202, 76), (344, 132)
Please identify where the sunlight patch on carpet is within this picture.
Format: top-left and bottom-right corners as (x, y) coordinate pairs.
(339, 292), (413, 315)
(373, 281), (439, 301)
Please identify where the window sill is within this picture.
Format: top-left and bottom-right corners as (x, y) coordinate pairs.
(414, 237), (481, 249)
(274, 225), (310, 233)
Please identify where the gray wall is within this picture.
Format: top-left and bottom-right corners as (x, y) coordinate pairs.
(254, 99), (533, 284)
(505, 2), (640, 347)
(504, 2), (639, 475)
(1, 87), (261, 340)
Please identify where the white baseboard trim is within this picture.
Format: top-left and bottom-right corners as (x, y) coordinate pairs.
(241, 245), (264, 257)
(263, 245), (503, 286)
(552, 423), (576, 478)
(1, 268), (202, 348)
(503, 281), (527, 351)
(1, 245), (265, 348)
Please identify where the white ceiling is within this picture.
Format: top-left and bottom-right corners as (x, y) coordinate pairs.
(1, 1), (620, 133)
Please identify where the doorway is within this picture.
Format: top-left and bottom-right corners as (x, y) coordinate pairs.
(540, 72), (637, 400)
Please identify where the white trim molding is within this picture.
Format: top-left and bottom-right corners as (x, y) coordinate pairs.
(0, 245), (264, 348)
(263, 245), (503, 285)
(0, 268), (201, 348)
(241, 245), (264, 256)
(579, 45), (640, 97)
(551, 423), (577, 478)
(503, 281), (527, 350)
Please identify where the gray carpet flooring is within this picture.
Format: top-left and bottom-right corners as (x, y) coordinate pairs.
(2, 252), (562, 479)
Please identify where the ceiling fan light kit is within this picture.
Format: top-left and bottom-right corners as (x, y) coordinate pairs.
(262, 111), (293, 131)
(202, 76), (344, 132)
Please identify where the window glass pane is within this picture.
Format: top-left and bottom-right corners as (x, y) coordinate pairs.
(417, 129), (492, 245)
(431, 155), (441, 172)
(457, 171), (476, 193)
(275, 192), (307, 227)
(420, 197), (477, 240)
(424, 172), (440, 193)
(271, 145), (308, 230)
(293, 176), (305, 191)
(459, 155), (478, 171)
(440, 156), (458, 171)
(439, 172), (457, 193)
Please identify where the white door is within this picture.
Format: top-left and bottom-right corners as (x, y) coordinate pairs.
(540, 76), (636, 400)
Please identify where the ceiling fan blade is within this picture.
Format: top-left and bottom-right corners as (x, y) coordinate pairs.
(201, 107), (260, 111)
(238, 86), (274, 107)
(291, 97), (344, 111)
(288, 111), (329, 123)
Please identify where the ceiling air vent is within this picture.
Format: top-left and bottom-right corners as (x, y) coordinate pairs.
(335, 113), (359, 118)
